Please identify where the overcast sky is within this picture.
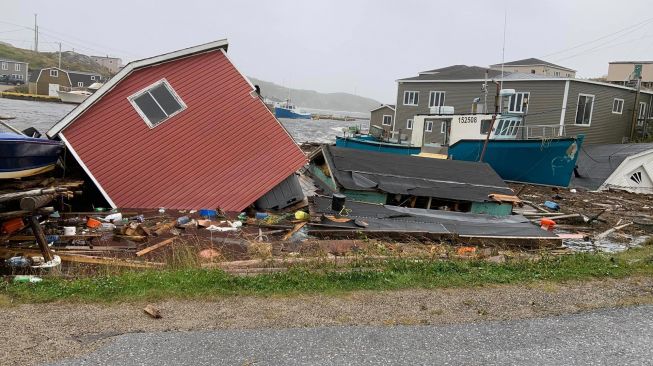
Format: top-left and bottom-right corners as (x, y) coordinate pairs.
(4, 0), (653, 102)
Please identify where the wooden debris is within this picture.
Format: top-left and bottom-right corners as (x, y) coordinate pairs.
(153, 221), (177, 236)
(595, 222), (634, 240)
(143, 304), (162, 319)
(282, 222), (307, 241)
(135, 237), (176, 257)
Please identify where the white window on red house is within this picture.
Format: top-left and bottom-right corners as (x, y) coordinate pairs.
(129, 79), (186, 128)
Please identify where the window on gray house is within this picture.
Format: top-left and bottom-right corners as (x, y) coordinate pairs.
(508, 92), (529, 113)
(403, 91), (419, 106)
(382, 115), (392, 126)
(425, 120), (433, 132)
(575, 94), (594, 125)
(429, 91), (445, 107)
(129, 79), (186, 128)
(406, 119), (413, 130)
(612, 98), (624, 114)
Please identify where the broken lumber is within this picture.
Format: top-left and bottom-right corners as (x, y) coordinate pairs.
(135, 237), (176, 257)
(282, 222), (307, 241)
(153, 221), (176, 236)
(0, 247), (163, 268)
(595, 222), (633, 240)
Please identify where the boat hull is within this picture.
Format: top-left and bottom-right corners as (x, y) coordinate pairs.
(58, 90), (90, 104)
(335, 136), (421, 156)
(448, 135), (584, 187)
(275, 107), (312, 119)
(0, 133), (64, 179)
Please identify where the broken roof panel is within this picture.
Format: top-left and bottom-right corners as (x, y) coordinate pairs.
(324, 146), (514, 203)
(572, 143), (653, 191)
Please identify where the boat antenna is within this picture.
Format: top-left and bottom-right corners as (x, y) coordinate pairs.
(500, 9), (507, 90)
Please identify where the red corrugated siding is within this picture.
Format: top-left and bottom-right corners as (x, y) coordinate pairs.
(62, 50), (306, 211)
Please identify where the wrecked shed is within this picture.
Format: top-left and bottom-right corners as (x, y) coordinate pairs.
(46, 39), (306, 211)
(308, 146), (517, 216)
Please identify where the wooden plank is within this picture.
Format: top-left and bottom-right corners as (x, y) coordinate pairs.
(135, 237), (177, 257)
(28, 215), (53, 262)
(282, 222), (307, 241)
(5, 234), (102, 241)
(0, 247), (163, 268)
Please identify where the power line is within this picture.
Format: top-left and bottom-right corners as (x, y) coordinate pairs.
(553, 34), (653, 63)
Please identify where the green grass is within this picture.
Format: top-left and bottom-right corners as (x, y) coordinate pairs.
(3, 244), (653, 304)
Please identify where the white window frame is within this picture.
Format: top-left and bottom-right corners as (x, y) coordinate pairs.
(612, 98), (624, 115)
(382, 114), (392, 126)
(50, 69), (59, 77)
(403, 91), (419, 106)
(440, 121), (446, 134)
(1, 62), (7, 70)
(638, 102), (647, 126)
(508, 92), (530, 113)
(77, 82), (84, 87)
(574, 93), (595, 126)
(428, 91), (446, 107)
(425, 120), (433, 132)
(128, 78), (187, 129)
(14, 64), (21, 71)
(91, 75), (96, 80)
(406, 119), (413, 130)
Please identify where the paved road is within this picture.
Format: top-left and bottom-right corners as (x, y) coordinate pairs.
(51, 305), (653, 365)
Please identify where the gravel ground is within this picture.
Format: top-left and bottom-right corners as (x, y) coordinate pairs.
(50, 305), (653, 366)
(2, 276), (653, 366)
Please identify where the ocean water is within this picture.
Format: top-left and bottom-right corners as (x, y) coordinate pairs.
(0, 98), (368, 143)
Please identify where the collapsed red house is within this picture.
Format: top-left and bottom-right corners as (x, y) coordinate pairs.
(47, 39), (307, 211)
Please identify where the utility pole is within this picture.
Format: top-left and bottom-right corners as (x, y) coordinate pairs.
(33, 14), (38, 52)
(629, 76), (642, 141)
(58, 42), (62, 68)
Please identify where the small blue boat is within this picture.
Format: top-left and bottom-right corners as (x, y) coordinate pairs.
(274, 100), (312, 120)
(448, 135), (584, 187)
(335, 135), (421, 156)
(0, 132), (64, 179)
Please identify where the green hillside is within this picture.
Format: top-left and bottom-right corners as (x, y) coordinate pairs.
(0, 42), (112, 76)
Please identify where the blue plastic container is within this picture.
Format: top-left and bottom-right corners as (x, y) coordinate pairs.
(199, 209), (217, 219)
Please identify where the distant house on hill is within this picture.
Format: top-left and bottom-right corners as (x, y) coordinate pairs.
(90, 55), (123, 74)
(0, 59), (28, 83)
(28, 67), (102, 96)
(490, 58), (576, 78)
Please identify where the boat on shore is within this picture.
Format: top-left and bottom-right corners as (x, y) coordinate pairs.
(274, 100), (312, 119)
(0, 132), (64, 178)
(334, 125), (421, 155)
(57, 82), (103, 104)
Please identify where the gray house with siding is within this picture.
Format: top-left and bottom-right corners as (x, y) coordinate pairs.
(0, 59), (28, 83)
(370, 104), (395, 130)
(392, 66), (652, 145)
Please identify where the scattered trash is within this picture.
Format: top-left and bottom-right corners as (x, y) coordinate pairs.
(13, 275), (42, 284)
(176, 216), (190, 225)
(143, 304), (162, 319)
(255, 212), (269, 220)
(198, 248), (221, 260)
(63, 226), (76, 235)
(102, 212), (122, 222)
(86, 217), (102, 228)
(31, 255), (62, 269)
(6, 256), (30, 268)
(570, 189), (577, 193)
(2, 217), (25, 234)
(158, 207), (166, 214)
(543, 201), (560, 211)
(199, 209), (217, 219)
(295, 211), (309, 221)
(540, 218), (556, 230)
(456, 246), (476, 255)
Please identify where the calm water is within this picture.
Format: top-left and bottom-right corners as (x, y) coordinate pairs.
(0, 98), (368, 143)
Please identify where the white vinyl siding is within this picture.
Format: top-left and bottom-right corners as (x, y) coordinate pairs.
(50, 69), (59, 77)
(425, 120), (433, 132)
(428, 91), (445, 107)
(382, 115), (392, 126)
(128, 78), (187, 128)
(612, 98), (624, 114)
(406, 119), (413, 130)
(508, 92), (529, 113)
(403, 91), (419, 106)
(575, 94), (594, 126)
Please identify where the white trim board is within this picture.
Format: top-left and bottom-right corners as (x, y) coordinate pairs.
(59, 132), (117, 208)
(370, 104), (396, 113)
(47, 39), (229, 138)
(397, 77), (650, 92)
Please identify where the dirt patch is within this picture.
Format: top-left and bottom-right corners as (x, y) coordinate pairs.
(2, 276), (653, 366)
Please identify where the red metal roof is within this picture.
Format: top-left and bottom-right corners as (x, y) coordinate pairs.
(60, 48), (306, 211)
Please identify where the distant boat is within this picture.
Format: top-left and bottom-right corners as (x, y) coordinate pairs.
(274, 100), (312, 119)
(57, 82), (103, 104)
(334, 125), (421, 155)
(0, 132), (64, 178)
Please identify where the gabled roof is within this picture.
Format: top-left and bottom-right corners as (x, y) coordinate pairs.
(400, 66), (504, 81)
(419, 64), (469, 75)
(370, 104), (395, 112)
(490, 58), (575, 72)
(610, 61), (653, 64)
(47, 39), (229, 137)
(322, 145), (514, 203)
(28, 69), (41, 82)
(572, 143), (653, 190)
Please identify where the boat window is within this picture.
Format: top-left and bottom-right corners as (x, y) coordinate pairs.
(575, 94), (594, 125)
(129, 79), (186, 128)
(382, 115), (392, 126)
(480, 119), (493, 134)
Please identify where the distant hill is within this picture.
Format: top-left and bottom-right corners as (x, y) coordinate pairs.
(250, 77), (380, 114)
(0, 42), (112, 76)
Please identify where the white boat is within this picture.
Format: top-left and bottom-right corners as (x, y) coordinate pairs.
(57, 90), (92, 104)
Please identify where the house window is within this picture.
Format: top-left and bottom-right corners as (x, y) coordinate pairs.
(14, 64), (21, 71)
(425, 120), (433, 132)
(638, 102), (647, 126)
(575, 94), (594, 125)
(554, 71), (560, 77)
(1, 62), (6, 70)
(440, 121), (447, 133)
(403, 91), (419, 106)
(50, 69), (58, 77)
(77, 82), (84, 87)
(428, 91), (445, 107)
(382, 115), (392, 126)
(406, 119), (413, 130)
(531, 69), (536, 74)
(128, 79), (187, 128)
(508, 92), (529, 113)
(612, 98), (624, 114)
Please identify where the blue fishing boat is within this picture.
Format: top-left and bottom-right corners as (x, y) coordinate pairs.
(274, 100), (312, 120)
(0, 132), (64, 179)
(335, 135), (421, 155)
(448, 135), (584, 187)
